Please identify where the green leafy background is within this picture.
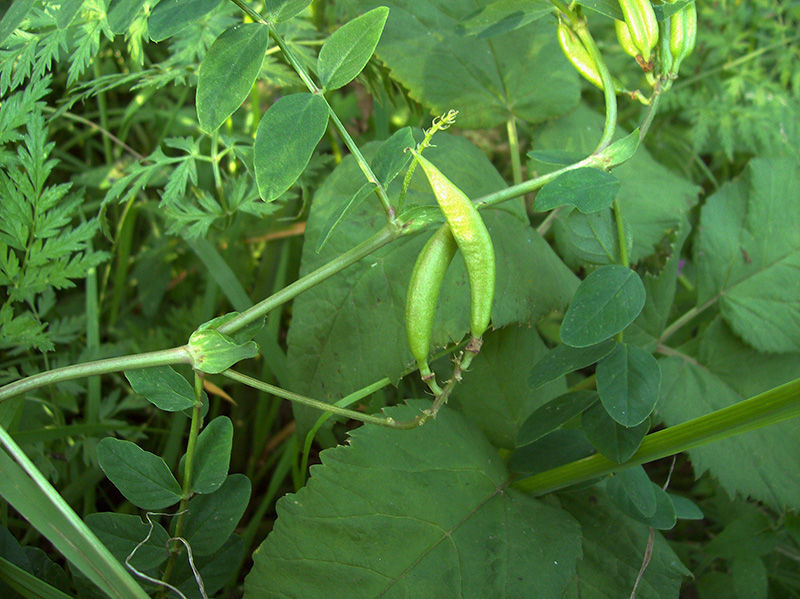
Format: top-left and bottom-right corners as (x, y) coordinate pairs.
(344, 0), (580, 128)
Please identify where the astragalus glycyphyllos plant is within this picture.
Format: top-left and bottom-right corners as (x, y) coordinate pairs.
(0, 1), (799, 597)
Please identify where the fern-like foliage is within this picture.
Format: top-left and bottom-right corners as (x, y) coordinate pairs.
(661, 0), (800, 165)
(103, 135), (280, 239)
(0, 109), (109, 352)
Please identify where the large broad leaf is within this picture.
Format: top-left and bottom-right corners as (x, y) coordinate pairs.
(560, 489), (690, 598)
(254, 93), (329, 202)
(457, 0), (552, 38)
(530, 104), (700, 263)
(197, 23), (270, 133)
(658, 317), (800, 510)
(695, 157), (800, 353)
(628, 221), (690, 346)
(243, 402), (583, 598)
(286, 133), (578, 433)
(343, 0), (580, 128)
(318, 7), (389, 91)
(149, 0), (223, 42)
(107, 0), (149, 35)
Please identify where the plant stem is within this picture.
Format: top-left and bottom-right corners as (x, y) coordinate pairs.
(577, 27), (617, 152)
(158, 373), (206, 596)
(638, 82), (663, 142)
(0, 348), (193, 403)
(299, 377), (394, 485)
(477, 154), (600, 209)
(513, 377), (800, 495)
(222, 369), (423, 429)
(612, 197), (629, 268)
(228, 0), (395, 218)
(659, 295), (718, 344)
(217, 223), (400, 335)
(506, 115), (523, 187)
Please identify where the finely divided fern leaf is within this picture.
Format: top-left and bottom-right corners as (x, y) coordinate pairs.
(0, 111), (109, 351)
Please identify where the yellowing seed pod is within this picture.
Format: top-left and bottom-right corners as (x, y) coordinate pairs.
(558, 20), (625, 93)
(617, 0), (659, 69)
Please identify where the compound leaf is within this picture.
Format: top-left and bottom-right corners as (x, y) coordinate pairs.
(596, 343), (661, 427)
(561, 265), (646, 348)
(197, 23), (270, 133)
(97, 439), (183, 510)
(318, 7), (389, 91)
(254, 93), (329, 202)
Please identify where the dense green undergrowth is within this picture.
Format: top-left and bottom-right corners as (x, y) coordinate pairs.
(1, 1), (799, 598)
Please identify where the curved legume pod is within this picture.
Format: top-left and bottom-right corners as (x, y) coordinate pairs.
(412, 151), (495, 342)
(405, 223), (458, 383)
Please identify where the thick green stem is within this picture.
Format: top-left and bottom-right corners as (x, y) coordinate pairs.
(513, 377), (800, 495)
(0, 348), (193, 403)
(572, 17), (617, 152)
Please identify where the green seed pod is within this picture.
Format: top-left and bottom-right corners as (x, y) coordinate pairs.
(412, 151), (495, 341)
(668, 2), (697, 76)
(558, 20), (625, 93)
(405, 223), (457, 381)
(617, 0), (659, 69)
(615, 18), (639, 59)
(657, 17), (674, 79)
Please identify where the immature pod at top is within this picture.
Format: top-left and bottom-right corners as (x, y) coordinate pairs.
(617, 0), (659, 69)
(558, 20), (624, 93)
(668, 1), (697, 77)
(411, 151), (495, 343)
